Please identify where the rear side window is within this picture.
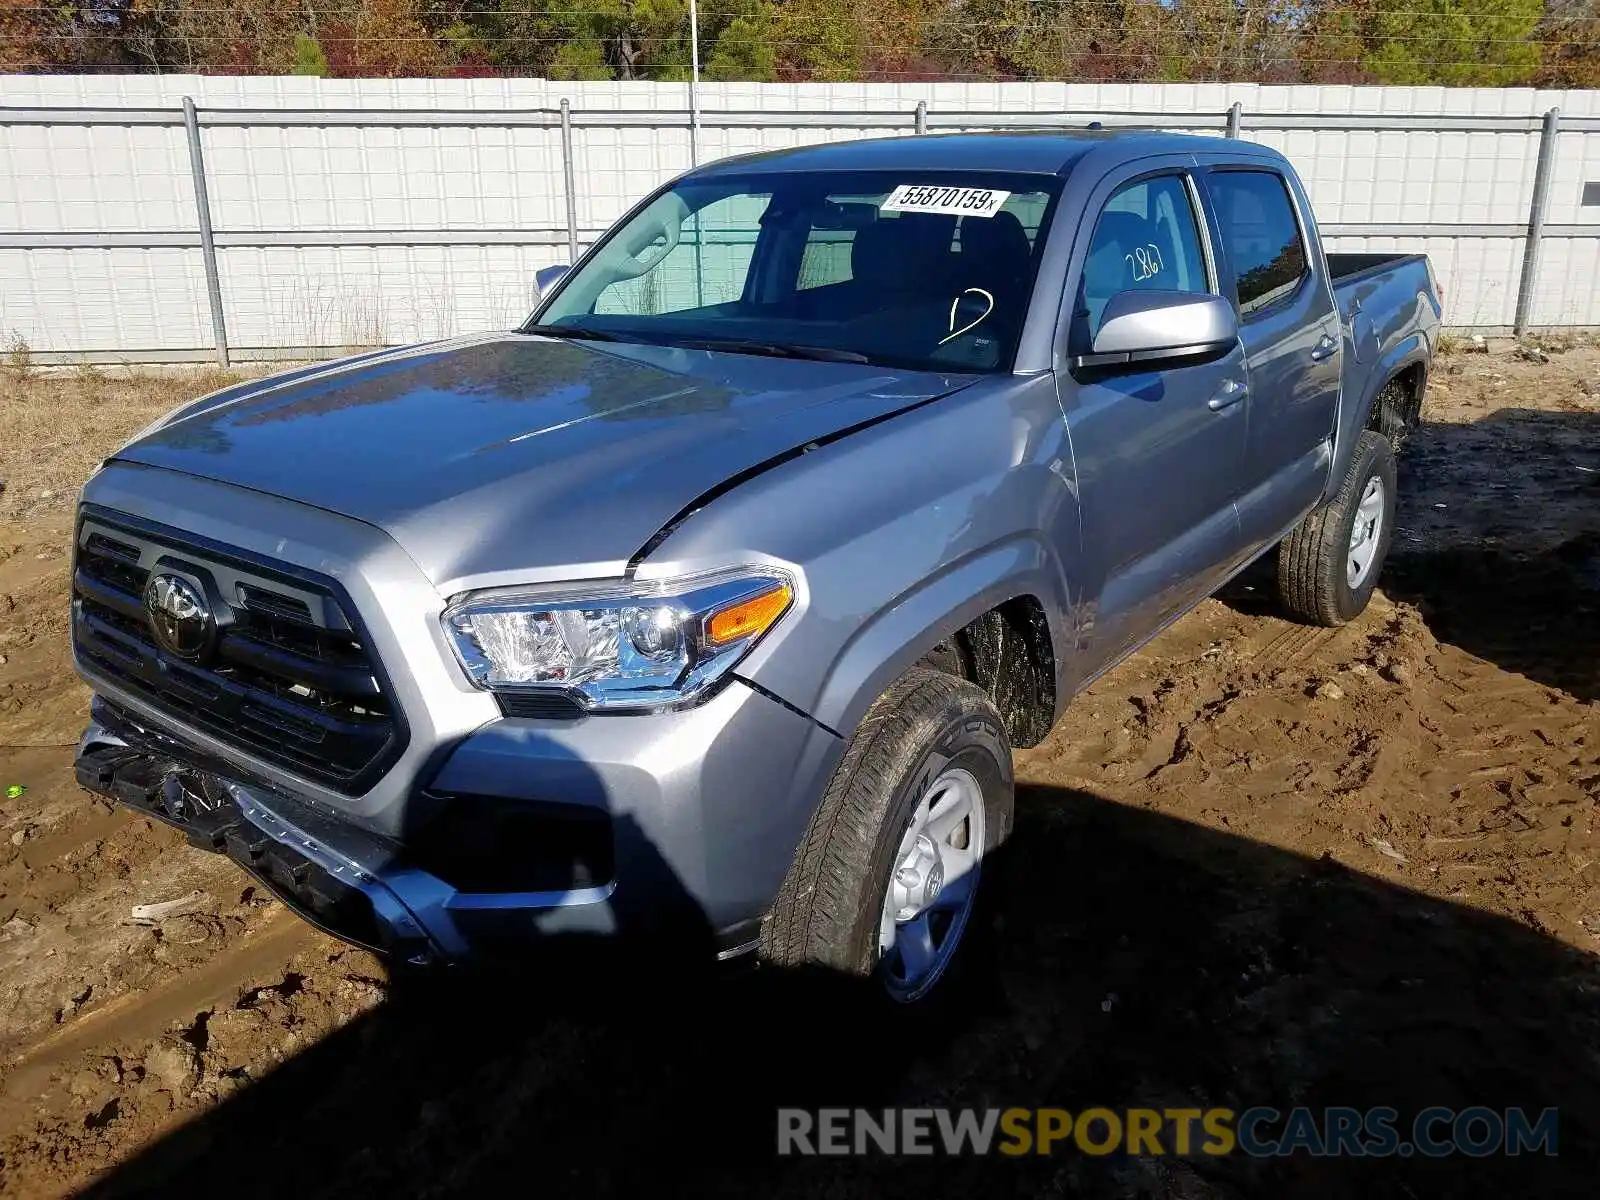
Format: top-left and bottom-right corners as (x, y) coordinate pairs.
(1079, 174), (1210, 338)
(1209, 170), (1309, 316)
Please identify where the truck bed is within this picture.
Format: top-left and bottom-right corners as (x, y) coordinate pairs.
(1326, 251), (1436, 325)
(1326, 250), (1439, 453)
(1326, 251), (1429, 289)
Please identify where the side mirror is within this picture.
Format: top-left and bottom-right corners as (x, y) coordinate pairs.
(535, 264), (570, 299)
(1084, 290), (1237, 366)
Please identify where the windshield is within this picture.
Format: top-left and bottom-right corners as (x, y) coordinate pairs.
(532, 170), (1063, 373)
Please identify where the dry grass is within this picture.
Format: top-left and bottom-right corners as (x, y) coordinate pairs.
(1520, 329), (1593, 355)
(0, 365), (248, 522)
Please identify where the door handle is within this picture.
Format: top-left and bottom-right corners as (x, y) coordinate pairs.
(1310, 333), (1338, 362)
(1207, 379), (1248, 411)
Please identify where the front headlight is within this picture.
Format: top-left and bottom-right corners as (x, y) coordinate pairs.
(442, 567), (794, 712)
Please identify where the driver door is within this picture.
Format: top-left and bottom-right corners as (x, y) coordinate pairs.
(1057, 161), (1251, 676)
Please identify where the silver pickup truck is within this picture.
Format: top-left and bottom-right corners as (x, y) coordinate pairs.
(71, 131), (1439, 1003)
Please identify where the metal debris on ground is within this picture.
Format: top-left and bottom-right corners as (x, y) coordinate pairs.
(1371, 838), (1409, 864)
(127, 890), (209, 926)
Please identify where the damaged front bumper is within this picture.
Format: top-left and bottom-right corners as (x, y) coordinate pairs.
(75, 699), (615, 967)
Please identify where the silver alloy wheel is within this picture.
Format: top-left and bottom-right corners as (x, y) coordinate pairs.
(878, 765), (986, 1002)
(1346, 474), (1386, 589)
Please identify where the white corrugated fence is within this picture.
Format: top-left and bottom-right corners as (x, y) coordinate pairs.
(4, 75), (1600, 361)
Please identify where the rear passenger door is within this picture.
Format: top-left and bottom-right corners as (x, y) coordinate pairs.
(1201, 166), (1341, 552)
(1058, 161), (1251, 676)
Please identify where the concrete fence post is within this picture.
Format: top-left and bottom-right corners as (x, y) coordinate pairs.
(181, 96), (229, 369)
(1514, 106), (1561, 336)
(1226, 101), (1243, 138)
(688, 0), (702, 166)
(915, 101), (928, 135)
(560, 98), (580, 265)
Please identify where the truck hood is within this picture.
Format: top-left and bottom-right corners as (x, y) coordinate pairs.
(115, 335), (973, 590)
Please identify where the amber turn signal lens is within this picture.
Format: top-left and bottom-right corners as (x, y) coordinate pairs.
(705, 583), (793, 647)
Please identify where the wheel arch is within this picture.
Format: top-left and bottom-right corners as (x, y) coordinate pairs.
(808, 536), (1068, 750)
(1326, 334), (1430, 503)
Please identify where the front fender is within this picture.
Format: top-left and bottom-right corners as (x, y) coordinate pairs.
(637, 373), (1080, 750)
(805, 534), (1074, 742)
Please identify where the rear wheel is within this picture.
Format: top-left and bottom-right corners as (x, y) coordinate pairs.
(1277, 429), (1398, 627)
(760, 668), (1013, 1005)
(1369, 376), (1420, 453)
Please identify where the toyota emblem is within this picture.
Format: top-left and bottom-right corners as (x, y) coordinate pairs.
(143, 573), (213, 660)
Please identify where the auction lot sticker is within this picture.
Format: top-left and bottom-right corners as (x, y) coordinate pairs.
(881, 185), (1012, 218)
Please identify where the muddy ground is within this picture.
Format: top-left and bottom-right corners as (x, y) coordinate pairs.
(0, 343), (1597, 1197)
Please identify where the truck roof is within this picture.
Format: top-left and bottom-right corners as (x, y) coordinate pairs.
(688, 129), (1271, 179)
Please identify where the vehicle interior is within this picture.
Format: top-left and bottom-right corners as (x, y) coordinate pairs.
(538, 173), (1061, 373)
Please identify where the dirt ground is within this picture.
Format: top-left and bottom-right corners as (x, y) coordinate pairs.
(0, 343), (1597, 1197)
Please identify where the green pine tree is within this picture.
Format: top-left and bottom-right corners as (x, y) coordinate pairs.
(290, 32), (329, 77)
(1360, 0), (1542, 86)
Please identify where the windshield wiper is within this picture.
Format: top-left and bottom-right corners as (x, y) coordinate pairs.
(523, 323), (624, 343)
(669, 337), (871, 365)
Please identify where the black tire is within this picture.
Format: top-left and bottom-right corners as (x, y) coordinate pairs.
(760, 668), (1013, 1004)
(1277, 429), (1398, 627)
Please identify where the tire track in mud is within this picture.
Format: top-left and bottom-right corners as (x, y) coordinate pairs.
(1244, 620), (1338, 669)
(0, 910), (315, 1114)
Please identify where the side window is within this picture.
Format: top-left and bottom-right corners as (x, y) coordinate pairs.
(1208, 170), (1309, 317)
(595, 192), (770, 315)
(1080, 174), (1210, 338)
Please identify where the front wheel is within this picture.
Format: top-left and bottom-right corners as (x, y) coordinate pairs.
(1277, 429), (1398, 627)
(760, 669), (1013, 1005)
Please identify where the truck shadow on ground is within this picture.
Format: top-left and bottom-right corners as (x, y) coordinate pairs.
(85, 781), (1600, 1199)
(1223, 408), (1600, 702)
(1380, 406), (1600, 704)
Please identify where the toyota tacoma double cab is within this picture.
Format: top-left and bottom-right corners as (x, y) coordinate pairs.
(71, 131), (1439, 1002)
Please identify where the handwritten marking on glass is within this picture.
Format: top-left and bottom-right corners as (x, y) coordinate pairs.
(1125, 243), (1165, 283)
(940, 288), (996, 345)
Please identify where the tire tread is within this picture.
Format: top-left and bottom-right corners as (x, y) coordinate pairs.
(1277, 429), (1395, 628)
(760, 669), (1001, 976)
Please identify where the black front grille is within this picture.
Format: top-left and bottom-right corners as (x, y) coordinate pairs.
(71, 511), (406, 794)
